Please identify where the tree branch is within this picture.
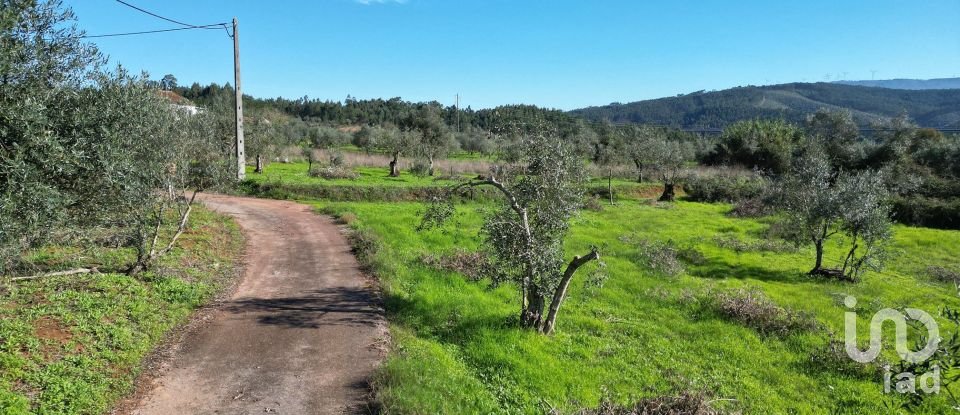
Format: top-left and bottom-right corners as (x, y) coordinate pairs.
(542, 248), (601, 334)
(12, 267), (98, 282)
(154, 190), (198, 259)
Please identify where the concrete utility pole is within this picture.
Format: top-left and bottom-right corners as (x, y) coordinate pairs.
(233, 17), (246, 180)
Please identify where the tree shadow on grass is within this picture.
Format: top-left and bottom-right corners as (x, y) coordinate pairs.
(383, 290), (516, 346)
(689, 258), (805, 284)
(224, 287), (382, 329)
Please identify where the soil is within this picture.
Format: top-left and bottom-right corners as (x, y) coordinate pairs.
(118, 194), (387, 415)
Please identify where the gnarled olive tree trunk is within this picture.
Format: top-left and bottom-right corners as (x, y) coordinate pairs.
(389, 151), (400, 177)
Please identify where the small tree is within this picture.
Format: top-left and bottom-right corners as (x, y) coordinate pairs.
(649, 138), (694, 202)
(371, 126), (416, 177)
(777, 149), (842, 274)
(301, 145), (315, 173)
(403, 105), (454, 176)
(620, 125), (660, 183)
(707, 119), (803, 174)
(836, 170), (893, 280)
(421, 131), (603, 334)
(776, 148), (892, 280)
(589, 122), (622, 204)
(160, 74), (177, 91)
(805, 109), (862, 168)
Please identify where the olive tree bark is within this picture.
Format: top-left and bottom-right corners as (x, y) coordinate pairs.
(659, 182), (676, 202)
(809, 223), (832, 274)
(254, 154), (263, 173)
(428, 154), (435, 176)
(633, 159), (643, 183)
(542, 248), (600, 334)
(389, 151), (400, 177)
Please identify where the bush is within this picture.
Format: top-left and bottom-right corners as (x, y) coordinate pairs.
(622, 236), (703, 277)
(927, 265), (960, 284)
(712, 234), (797, 254)
(336, 212), (358, 226)
(684, 172), (769, 203)
(584, 196), (605, 212)
(892, 196), (960, 230)
(573, 391), (723, 415)
(700, 289), (818, 336)
(728, 197), (770, 218)
(348, 228), (383, 269)
(807, 335), (884, 380)
(409, 160), (431, 177)
(420, 250), (492, 281)
(308, 166), (359, 180)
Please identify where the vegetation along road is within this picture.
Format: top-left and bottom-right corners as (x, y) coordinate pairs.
(124, 194), (385, 415)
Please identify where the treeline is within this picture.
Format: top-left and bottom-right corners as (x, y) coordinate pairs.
(687, 112), (960, 229)
(169, 82), (960, 230)
(571, 82), (960, 129)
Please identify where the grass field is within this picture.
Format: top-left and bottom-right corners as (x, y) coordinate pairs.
(311, 198), (960, 414)
(247, 162), (648, 194)
(0, 207), (244, 414)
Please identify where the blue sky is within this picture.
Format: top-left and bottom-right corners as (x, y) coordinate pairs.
(65, 0), (960, 110)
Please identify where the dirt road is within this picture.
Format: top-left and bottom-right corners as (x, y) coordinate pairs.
(123, 194), (385, 415)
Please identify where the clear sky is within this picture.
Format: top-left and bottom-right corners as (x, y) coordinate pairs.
(65, 0), (960, 110)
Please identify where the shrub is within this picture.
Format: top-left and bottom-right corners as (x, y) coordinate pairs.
(348, 228), (383, 270)
(701, 289), (818, 336)
(336, 212), (358, 226)
(420, 250), (491, 281)
(728, 197), (770, 218)
(584, 196), (605, 212)
(409, 160), (431, 177)
(622, 236), (698, 277)
(308, 166), (359, 180)
(807, 334), (884, 380)
(713, 234), (797, 254)
(927, 265), (960, 284)
(892, 196), (960, 230)
(573, 391), (723, 415)
(684, 172), (769, 203)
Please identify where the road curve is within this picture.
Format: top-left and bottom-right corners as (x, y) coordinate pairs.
(124, 194), (385, 415)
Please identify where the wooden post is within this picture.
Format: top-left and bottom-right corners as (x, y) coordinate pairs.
(233, 17), (245, 180)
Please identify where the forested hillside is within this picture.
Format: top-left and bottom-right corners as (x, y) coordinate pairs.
(571, 82), (960, 129)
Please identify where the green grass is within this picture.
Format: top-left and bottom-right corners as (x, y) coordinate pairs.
(245, 163), (460, 188)
(313, 199), (960, 414)
(246, 162), (650, 189)
(0, 207), (244, 414)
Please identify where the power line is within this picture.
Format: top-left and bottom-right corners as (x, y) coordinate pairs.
(80, 23), (229, 39)
(114, 0), (209, 29)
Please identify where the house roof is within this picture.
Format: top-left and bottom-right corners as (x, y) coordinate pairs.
(157, 90), (194, 106)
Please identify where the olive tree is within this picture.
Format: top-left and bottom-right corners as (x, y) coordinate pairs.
(421, 130), (603, 334)
(649, 138), (694, 202)
(589, 122), (622, 204)
(776, 148), (892, 280)
(0, 0), (103, 273)
(805, 109), (863, 168)
(619, 125), (660, 183)
(0, 0), (232, 276)
(402, 105), (455, 176)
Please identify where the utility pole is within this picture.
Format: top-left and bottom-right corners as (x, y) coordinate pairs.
(233, 17), (245, 180)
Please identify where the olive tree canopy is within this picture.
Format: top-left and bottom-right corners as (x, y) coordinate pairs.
(421, 129), (603, 334)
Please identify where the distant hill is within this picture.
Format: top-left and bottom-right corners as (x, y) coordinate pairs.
(570, 82), (960, 129)
(835, 77), (960, 90)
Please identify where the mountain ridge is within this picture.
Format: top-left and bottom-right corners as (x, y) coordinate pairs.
(571, 82), (960, 129)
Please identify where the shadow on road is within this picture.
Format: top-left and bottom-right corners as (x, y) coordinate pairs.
(225, 287), (381, 329)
